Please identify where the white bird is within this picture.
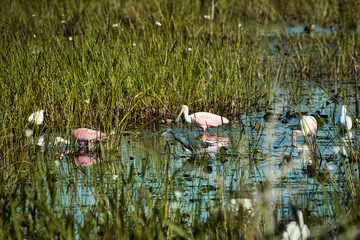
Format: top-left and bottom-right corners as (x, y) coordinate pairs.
(292, 116), (317, 146)
(282, 210), (310, 240)
(337, 105), (352, 133)
(28, 110), (44, 125)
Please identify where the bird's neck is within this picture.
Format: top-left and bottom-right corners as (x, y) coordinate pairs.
(183, 109), (192, 123)
(341, 106), (347, 117)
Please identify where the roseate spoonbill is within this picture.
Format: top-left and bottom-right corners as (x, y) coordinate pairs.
(28, 110), (44, 125)
(282, 210), (310, 240)
(337, 105), (352, 133)
(263, 112), (282, 121)
(162, 129), (213, 152)
(174, 105), (229, 133)
(291, 116), (317, 146)
(72, 128), (107, 145)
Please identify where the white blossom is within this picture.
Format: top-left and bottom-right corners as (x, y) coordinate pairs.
(54, 137), (69, 145)
(155, 21), (162, 26)
(170, 202), (180, 210)
(204, 15), (211, 19)
(25, 129), (34, 137)
(112, 23), (119, 28)
(37, 135), (45, 146)
(28, 110), (44, 125)
(174, 190), (183, 198)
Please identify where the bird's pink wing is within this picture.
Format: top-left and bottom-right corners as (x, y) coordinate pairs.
(193, 113), (229, 129)
(310, 117), (317, 135)
(72, 128), (106, 142)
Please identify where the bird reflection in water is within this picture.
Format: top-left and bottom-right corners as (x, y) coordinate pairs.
(74, 153), (103, 167)
(334, 132), (355, 159)
(294, 143), (316, 165)
(199, 133), (229, 152)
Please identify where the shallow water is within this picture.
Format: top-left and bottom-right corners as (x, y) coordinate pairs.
(22, 24), (360, 236)
(32, 77), (358, 235)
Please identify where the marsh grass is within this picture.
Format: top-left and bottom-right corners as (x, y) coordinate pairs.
(1, 0), (360, 239)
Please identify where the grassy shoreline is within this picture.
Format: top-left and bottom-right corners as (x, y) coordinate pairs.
(1, 0), (359, 133)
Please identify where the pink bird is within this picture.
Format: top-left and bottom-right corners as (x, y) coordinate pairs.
(292, 116), (317, 146)
(174, 105), (229, 133)
(72, 128), (107, 145)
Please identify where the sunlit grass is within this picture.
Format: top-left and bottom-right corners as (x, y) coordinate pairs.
(1, 0), (360, 238)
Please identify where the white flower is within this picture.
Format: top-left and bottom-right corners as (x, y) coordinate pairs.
(155, 21), (162, 26)
(238, 23), (242, 28)
(54, 160), (61, 167)
(69, 36), (73, 41)
(28, 110), (44, 125)
(132, 42), (136, 46)
(37, 135), (45, 146)
(170, 202), (180, 210)
(25, 129), (34, 137)
(333, 146), (341, 153)
(61, 20), (66, 24)
(204, 15), (211, 19)
(32, 14), (36, 17)
(113, 175), (119, 180)
(174, 190), (183, 198)
(188, 48), (192, 51)
(33, 35), (36, 38)
(326, 164), (334, 171)
(84, 99), (90, 104)
(112, 23), (119, 28)
(54, 137), (69, 145)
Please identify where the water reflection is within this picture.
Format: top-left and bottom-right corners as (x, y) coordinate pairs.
(25, 82), (359, 236)
(74, 153), (103, 167)
(293, 143), (316, 165)
(199, 133), (229, 152)
(335, 132), (355, 159)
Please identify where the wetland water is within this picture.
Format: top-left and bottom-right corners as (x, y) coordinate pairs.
(9, 23), (359, 237)
(34, 79), (358, 236)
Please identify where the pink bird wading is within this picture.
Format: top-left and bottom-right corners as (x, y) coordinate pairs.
(292, 116), (317, 146)
(174, 105), (229, 133)
(72, 128), (107, 145)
